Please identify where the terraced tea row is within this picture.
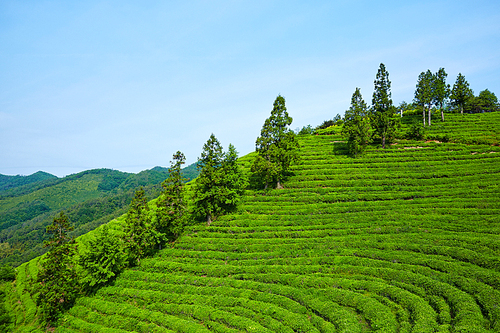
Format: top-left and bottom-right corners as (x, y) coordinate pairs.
(54, 132), (500, 333)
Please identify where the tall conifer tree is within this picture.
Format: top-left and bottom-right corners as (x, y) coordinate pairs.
(194, 136), (246, 225)
(123, 188), (158, 265)
(194, 134), (226, 225)
(155, 151), (187, 240)
(251, 95), (299, 188)
(342, 87), (371, 156)
(35, 212), (79, 325)
(433, 68), (450, 122)
(414, 70), (434, 127)
(450, 73), (473, 114)
(371, 63), (397, 148)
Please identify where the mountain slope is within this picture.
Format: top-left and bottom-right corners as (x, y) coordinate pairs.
(0, 171), (57, 193)
(9, 112), (500, 332)
(0, 166), (198, 267)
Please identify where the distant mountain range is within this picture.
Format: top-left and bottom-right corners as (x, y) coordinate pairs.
(0, 164), (198, 267)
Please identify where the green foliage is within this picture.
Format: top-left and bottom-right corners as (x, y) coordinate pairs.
(476, 89), (499, 111)
(371, 63), (398, 148)
(0, 265), (14, 281)
(194, 136), (246, 225)
(220, 144), (247, 213)
(297, 124), (314, 135)
(433, 68), (450, 122)
(450, 73), (474, 114)
(406, 121), (426, 140)
(414, 69), (434, 126)
(123, 188), (159, 265)
(155, 151), (187, 240)
(0, 286), (12, 333)
(342, 87), (372, 156)
(0, 171), (57, 194)
(79, 225), (127, 292)
(316, 115), (343, 131)
(251, 95), (300, 189)
(466, 89), (500, 113)
(0, 166), (184, 268)
(35, 211), (80, 325)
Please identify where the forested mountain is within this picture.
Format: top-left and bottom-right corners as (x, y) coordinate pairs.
(6, 112), (500, 332)
(0, 165), (198, 267)
(0, 172), (57, 194)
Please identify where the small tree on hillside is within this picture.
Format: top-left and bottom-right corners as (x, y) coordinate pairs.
(123, 187), (158, 265)
(194, 136), (246, 225)
(450, 73), (473, 114)
(414, 70), (434, 127)
(371, 63), (398, 148)
(79, 224), (127, 292)
(342, 87), (372, 156)
(194, 134), (225, 225)
(35, 211), (80, 325)
(221, 144), (247, 212)
(155, 151), (187, 241)
(251, 95), (299, 189)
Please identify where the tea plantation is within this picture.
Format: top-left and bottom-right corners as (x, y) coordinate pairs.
(8, 112), (500, 332)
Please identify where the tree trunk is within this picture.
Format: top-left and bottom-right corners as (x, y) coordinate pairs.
(428, 106), (431, 127)
(460, 104), (463, 114)
(207, 214), (212, 226)
(422, 107), (426, 127)
(382, 134), (386, 149)
(441, 107), (444, 122)
(276, 180), (284, 190)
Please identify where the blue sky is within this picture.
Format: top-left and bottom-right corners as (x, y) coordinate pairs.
(1, 0), (499, 177)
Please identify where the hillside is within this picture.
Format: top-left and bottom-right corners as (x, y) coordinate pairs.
(0, 172), (57, 193)
(7, 112), (500, 332)
(0, 165), (199, 267)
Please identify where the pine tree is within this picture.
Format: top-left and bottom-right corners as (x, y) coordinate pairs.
(450, 73), (473, 114)
(155, 151), (187, 240)
(123, 188), (158, 265)
(194, 135), (246, 225)
(371, 63), (397, 148)
(342, 88), (371, 156)
(35, 211), (79, 325)
(251, 95), (299, 189)
(433, 68), (450, 122)
(194, 134), (226, 225)
(221, 144), (247, 212)
(414, 70), (434, 127)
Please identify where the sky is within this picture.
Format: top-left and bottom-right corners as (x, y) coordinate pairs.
(1, 0), (499, 177)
